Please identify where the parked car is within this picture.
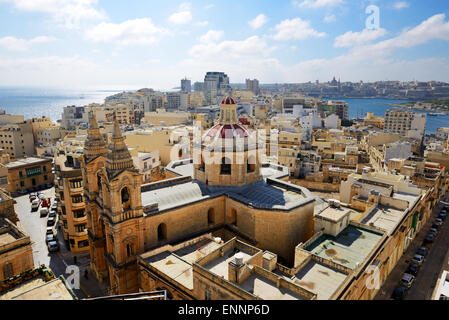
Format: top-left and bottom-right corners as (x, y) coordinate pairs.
(432, 223), (440, 230)
(47, 217), (56, 227)
(45, 234), (56, 244)
(438, 213), (446, 221)
(417, 247), (428, 257)
(429, 227), (438, 235)
(392, 285), (409, 300)
(401, 273), (415, 288)
(40, 208), (49, 218)
(46, 183), (53, 188)
(412, 254), (425, 265)
(47, 241), (59, 252)
(48, 210), (57, 218)
(436, 218), (444, 225)
(407, 263), (420, 276)
(31, 199), (40, 211)
(51, 203), (58, 211)
(46, 227), (55, 236)
(424, 233), (435, 244)
(38, 193), (45, 200)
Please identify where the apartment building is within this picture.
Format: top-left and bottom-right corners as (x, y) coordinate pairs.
(384, 108), (426, 139)
(0, 122), (35, 159)
(5, 157), (54, 194)
(54, 152), (89, 252)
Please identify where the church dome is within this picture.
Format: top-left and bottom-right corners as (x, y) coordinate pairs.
(221, 96), (236, 105)
(205, 123), (249, 140)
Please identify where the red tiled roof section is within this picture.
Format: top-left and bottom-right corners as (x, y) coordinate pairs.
(205, 124), (249, 139)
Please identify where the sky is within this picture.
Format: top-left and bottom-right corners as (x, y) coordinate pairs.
(0, 0), (449, 91)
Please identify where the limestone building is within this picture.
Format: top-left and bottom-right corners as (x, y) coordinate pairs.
(81, 98), (316, 295)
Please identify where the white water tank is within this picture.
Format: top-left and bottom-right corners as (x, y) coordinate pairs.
(234, 252), (244, 266)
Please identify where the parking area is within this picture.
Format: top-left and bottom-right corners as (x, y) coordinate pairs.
(375, 197), (449, 300)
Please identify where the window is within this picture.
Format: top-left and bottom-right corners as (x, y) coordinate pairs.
(26, 167), (41, 177)
(75, 224), (87, 233)
(43, 166), (47, 172)
(72, 195), (83, 203)
(74, 209), (85, 218)
(44, 175), (48, 181)
(19, 171), (23, 178)
(247, 156), (255, 173)
(220, 157), (231, 175)
(126, 243), (134, 257)
(20, 181), (24, 187)
(205, 289), (211, 300)
(3, 263), (14, 279)
(70, 179), (82, 189)
(207, 208), (215, 225)
(157, 223), (167, 241)
(78, 240), (89, 248)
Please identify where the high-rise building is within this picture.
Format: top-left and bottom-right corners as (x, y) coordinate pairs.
(204, 72), (231, 104)
(193, 81), (204, 92)
(245, 78), (259, 95)
(327, 100), (349, 120)
(181, 78), (191, 93)
(166, 92), (190, 110)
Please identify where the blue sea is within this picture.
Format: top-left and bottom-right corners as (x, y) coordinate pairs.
(0, 88), (448, 134)
(0, 87), (120, 122)
(330, 98), (449, 135)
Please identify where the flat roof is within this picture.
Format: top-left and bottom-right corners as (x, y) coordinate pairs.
(5, 157), (50, 169)
(0, 231), (18, 246)
(239, 273), (306, 300)
(203, 248), (254, 280)
(317, 206), (351, 222)
(0, 278), (74, 300)
(293, 260), (348, 300)
(305, 225), (383, 270)
(143, 238), (222, 290)
(360, 205), (405, 234)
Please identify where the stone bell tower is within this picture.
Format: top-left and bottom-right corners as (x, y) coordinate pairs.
(99, 120), (145, 294)
(81, 112), (109, 283)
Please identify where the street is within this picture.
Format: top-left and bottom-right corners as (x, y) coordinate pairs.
(374, 197), (449, 300)
(14, 187), (107, 299)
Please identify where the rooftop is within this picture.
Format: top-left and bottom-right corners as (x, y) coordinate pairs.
(141, 178), (313, 214)
(305, 225), (384, 270)
(0, 277), (75, 300)
(316, 206), (351, 222)
(5, 157), (51, 169)
(359, 205), (406, 234)
(293, 259), (348, 300)
(141, 237), (222, 290)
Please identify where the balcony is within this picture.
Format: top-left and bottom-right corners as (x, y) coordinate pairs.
(71, 201), (85, 209)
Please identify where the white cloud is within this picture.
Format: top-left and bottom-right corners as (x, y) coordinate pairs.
(86, 18), (168, 45)
(199, 30), (224, 43)
(168, 2), (193, 24)
(189, 36), (275, 60)
(324, 14), (336, 23)
(195, 21), (209, 27)
(249, 14), (268, 30)
(204, 4), (214, 9)
(294, 0), (343, 9)
(0, 0), (106, 29)
(272, 18), (326, 41)
(393, 1), (410, 10)
(0, 35), (56, 51)
(334, 28), (387, 47)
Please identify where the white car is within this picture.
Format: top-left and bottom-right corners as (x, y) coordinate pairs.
(31, 199), (40, 211)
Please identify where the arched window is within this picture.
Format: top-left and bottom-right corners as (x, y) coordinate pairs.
(207, 208), (215, 225)
(97, 173), (102, 191)
(178, 148), (183, 159)
(220, 157), (231, 175)
(121, 187), (130, 210)
(230, 209), (237, 226)
(247, 156), (255, 173)
(157, 223), (167, 241)
(126, 243), (134, 257)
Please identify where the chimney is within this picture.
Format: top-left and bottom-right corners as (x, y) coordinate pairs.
(228, 252), (245, 284)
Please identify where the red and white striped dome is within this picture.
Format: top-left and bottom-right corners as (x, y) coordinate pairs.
(221, 96), (236, 105)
